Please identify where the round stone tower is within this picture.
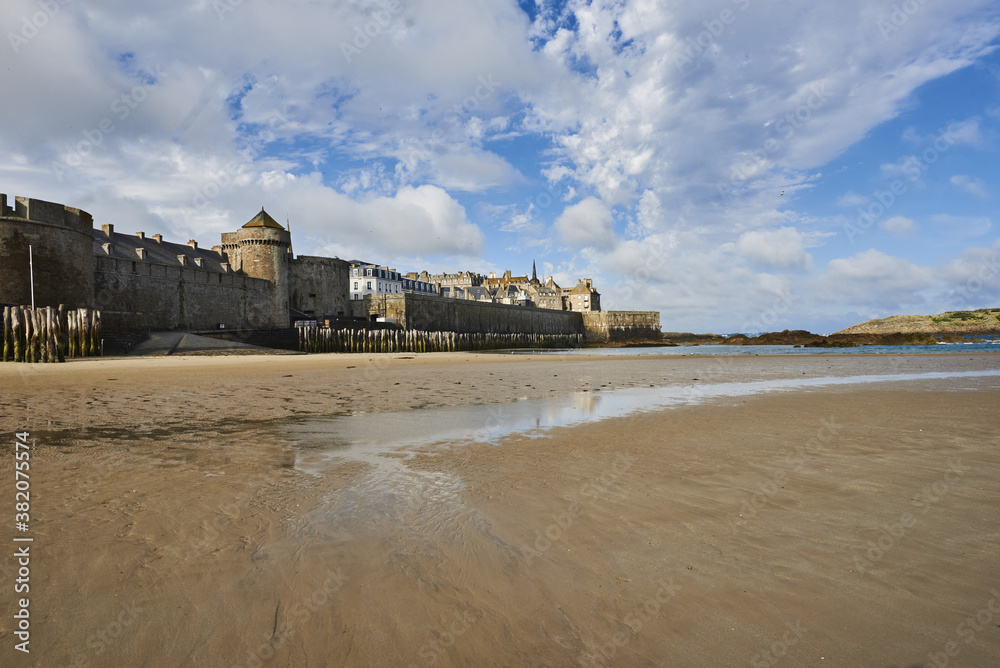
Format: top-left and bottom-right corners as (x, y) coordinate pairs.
(223, 208), (290, 327)
(0, 194), (95, 308)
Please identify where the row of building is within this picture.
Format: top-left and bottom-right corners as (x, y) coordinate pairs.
(350, 263), (601, 312)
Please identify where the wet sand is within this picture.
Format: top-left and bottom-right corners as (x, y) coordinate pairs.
(0, 352), (998, 666)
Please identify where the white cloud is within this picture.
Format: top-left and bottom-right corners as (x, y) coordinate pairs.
(554, 197), (617, 248)
(817, 249), (935, 309)
(737, 227), (813, 270)
(837, 191), (869, 207)
(427, 150), (523, 192)
(950, 174), (988, 198)
(881, 216), (917, 234)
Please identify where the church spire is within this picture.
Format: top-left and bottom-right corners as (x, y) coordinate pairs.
(531, 260), (538, 283)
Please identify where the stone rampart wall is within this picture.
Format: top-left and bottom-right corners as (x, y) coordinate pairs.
(94, 256), (279, 332)
(581, 310), (661, 341)
(0, 195), (95, 309)
(355, 292), (584, 335)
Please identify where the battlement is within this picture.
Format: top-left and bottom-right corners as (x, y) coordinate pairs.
(0, 194), (93, 232)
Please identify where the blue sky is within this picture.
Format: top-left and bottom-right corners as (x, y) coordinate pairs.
(2, 0), (999, 333)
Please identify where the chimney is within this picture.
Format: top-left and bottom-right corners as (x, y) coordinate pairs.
(152, 234), (162, 243)
(212, 245), (223, 256)
(102, 223), (114, 237)
(136, 231), (145, 239)
(188, 240), (198, 249)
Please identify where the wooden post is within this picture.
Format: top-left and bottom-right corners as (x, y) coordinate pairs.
(56, 305), (66, 362)
(2, 307), (10, 363)
(25, 308), (36, 363)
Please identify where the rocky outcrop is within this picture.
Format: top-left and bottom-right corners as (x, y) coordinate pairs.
(720, 329), (940, 347)
(835, 308), (1000, 336)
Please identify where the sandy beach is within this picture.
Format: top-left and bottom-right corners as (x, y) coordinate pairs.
(1, 351), (999, 666)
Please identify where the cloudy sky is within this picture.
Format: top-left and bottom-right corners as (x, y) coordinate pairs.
(3, 0), (1000, 332)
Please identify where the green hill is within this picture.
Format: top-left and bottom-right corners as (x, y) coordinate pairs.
(835, 308), (1000, 335)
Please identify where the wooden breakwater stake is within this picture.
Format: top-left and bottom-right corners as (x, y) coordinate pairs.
(1, 306), (102, 363)
(298, 326), (584, 353)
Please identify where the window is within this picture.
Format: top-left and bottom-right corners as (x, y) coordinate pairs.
(354, 282), (358, 289)
(367, 281), (372, 289)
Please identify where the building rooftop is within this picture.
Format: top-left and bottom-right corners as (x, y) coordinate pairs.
(242, 208), (284, 229)
(93, 227), (232, 274)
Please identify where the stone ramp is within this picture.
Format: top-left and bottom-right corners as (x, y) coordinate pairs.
(127, 331), (297, 356)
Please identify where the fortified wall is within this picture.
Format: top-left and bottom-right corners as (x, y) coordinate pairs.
(0, 195), (95, 309)
(290, 256), (351, 318)
(581, 310), (661, 341)
(353, 292), (585, 335)
(2, 192), (660, 343)
(93, 222), (288, 332)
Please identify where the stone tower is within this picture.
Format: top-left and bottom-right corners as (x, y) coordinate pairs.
(221, 208), (291, 327)
(0, 194), (95, 309)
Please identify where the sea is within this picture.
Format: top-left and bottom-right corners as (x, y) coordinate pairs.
(513, 340), (1000, 357)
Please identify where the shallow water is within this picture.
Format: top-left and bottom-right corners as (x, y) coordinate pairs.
(512, 341), (1000, 356)
(285, 369), (1000, 473)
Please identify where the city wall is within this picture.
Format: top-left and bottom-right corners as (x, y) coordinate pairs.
(289, 256), (351, 317)
(0, 195), (95, 309)
(581, 310), (661, 341)
(94, 256), (278, 332)
(354, 292), (585, 335)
